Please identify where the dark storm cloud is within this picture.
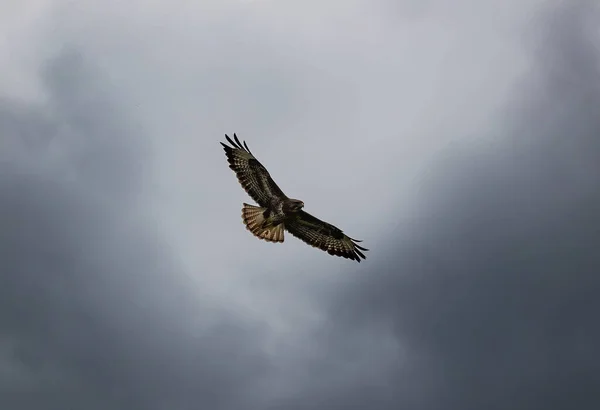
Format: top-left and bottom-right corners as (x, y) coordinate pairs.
(0, 50), (270, 410)
(274, 2), (600, 409)
(3, 2), (599, 409)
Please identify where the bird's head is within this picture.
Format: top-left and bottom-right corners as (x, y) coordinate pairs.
(285, 199), (304, 212)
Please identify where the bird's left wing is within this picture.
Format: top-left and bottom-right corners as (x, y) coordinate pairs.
(221, 134), (287, 207)
(285, 210), (368, 262)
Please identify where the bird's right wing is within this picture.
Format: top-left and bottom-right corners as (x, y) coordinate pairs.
(221, 134), (287, 207)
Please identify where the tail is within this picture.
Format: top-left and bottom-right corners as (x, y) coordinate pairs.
(241, 203), (285, 243)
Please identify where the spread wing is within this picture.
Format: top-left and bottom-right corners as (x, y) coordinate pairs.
(220, 134), (287, 207)
(285, 210), (368, 262)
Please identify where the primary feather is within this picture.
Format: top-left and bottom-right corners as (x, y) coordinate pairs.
(220, 134), (286, 207)
(221, 133), (368, 262)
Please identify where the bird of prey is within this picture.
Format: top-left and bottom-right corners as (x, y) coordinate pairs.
(220, 134), (368, 262)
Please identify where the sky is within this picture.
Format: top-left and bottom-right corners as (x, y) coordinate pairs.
(1, 0), (599, 409)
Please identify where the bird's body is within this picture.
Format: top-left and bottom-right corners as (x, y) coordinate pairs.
(221, 134), (368, 262)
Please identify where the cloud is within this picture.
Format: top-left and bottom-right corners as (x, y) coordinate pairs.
(2, 1), (598, 409)
(272, 2), (600, 409)
(0, 49), (271, 410)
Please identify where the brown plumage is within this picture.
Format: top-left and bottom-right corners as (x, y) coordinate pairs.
(241, 203), (285, 243)
(220, 133), (368, 262)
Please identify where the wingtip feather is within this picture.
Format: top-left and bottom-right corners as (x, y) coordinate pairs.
(233, 134), (244, 150)
(222, 133), (252, 154)
(243, 140), (252, 154)
(225, 134), (236, 148)
(354, 248), (366, 259)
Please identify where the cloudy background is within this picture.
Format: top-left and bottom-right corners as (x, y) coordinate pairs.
(2, 0), (599, 408)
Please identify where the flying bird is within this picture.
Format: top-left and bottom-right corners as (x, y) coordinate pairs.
(220, 134), (368, 262)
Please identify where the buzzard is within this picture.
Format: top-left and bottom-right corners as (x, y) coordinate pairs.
(221, 134), (368, 262)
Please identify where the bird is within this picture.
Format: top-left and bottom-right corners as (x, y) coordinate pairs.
(220, 133), (368, 262)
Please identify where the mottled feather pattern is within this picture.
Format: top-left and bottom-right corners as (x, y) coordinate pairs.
(221, 133), (368, 262)
(220, 134), (287, 207)
(241, 203), (284, 243)
(285, 211), (368, 262)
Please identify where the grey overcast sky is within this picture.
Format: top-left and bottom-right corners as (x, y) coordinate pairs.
(2, 0), (599, 409)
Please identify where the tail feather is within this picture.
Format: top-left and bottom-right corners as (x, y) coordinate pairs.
(241, 203), (284, 243)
